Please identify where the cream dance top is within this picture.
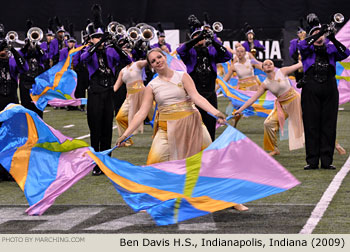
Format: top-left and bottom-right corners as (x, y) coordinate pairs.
(234, 60), (254, 79)
(263, 69), (291, 97)
(121, 62), (143, 84)
(148, 71), (190, 106)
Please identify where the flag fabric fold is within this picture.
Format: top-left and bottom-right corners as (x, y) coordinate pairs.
(0, 104), (94, 215)
(217, 76), (275, 117)
(335, 20), (350, 105)
(30, 45), (87, 111)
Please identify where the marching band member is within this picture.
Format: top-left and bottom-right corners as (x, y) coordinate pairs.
(80, 4), (132, 176)
(19, 20), (46, 118)
(49, 16), (67, 67)
(298, 13), (350, 170)
(151, 22), (171, 52)
(242, 24), (265, 60)
(40, 18), (55, 70)
(177, 14), (232, 141)
(289, 22), (306, 83)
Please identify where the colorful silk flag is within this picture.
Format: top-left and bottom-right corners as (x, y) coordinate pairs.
(30, 46), (87, 111)
(86, 125), (300, 226)
(335, 20), (350, 105)
(336, 59), (350, 105)
(217, 76), (275, 117)
(0, 104), (300, 225)
(0, 104), (94, 215)
(165, 52), (187, 71)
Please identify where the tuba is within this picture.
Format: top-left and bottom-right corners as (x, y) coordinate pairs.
(27, 27), (43, 44)
(212, 22), (223, 33)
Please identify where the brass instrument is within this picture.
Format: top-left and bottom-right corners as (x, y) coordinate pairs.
(5, 31), (18, 43)
(325, 13), (345, 36)
(27, 27), (43, 44)
(140, 24), (155, 41)
(115, 24), (126, 36)
(333, 13), (344, 24)
(136, 23), (147, 29)
(250, 48), (257, 57)
(212, 21), (223, 33)
(107, 21), (119, 36)
(127, 27), (141, 42)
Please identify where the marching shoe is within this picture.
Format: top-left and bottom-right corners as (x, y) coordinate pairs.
(92, 166), (103, 176)
(304, 164), (319, 170)
(321, 165), (336, 170)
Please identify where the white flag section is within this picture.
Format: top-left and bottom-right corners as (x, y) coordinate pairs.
(150, 29), (180, 52)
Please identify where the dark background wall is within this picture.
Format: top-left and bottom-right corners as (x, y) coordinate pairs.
(1, 0), (349, 38)
(1, 0), (349, 65)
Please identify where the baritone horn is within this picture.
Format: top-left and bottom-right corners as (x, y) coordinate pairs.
(27, 27), (43, 44)
(107, 21), (119, 36)
(212, 22), (223, 33)
(5, 31), (18, 43)
(140, 25), (155, 41)
(127, 27), (141, 42)
(116, 24), (126, 36)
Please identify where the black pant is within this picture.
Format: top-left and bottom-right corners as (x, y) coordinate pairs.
(196, 91), (217, 141)
(301, 75), (338, 167)
(113, 83), (127, 116)
(87, 89), (114, 152)
(75, 67), (89, 108)
(19, 82), (43, 118)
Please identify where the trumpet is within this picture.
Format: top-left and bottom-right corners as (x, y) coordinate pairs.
(333, 13), (344, 24)
(27, 27), (43, 44)
(127, 27), (141, 42)
(6, 31), (18, 43)
(212, 21), (223, 33)
(325, 13), (345, 36)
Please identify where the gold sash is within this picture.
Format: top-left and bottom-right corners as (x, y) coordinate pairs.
(237, 76), (261, 90)
(154, 100), (196, 134)
(126, 80), (145, 94)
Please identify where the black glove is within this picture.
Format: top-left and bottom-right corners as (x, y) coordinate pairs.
(21, 39), (31, 54)
(10, 47), (26, 69)
(328, 35), (347, 54)
(112, 41), (129, 60)
(305, 24), (327, 45)
(88, 32), (110, 54)
(184, 30), (206, 49)
(0, 40), (7, 51)
(36, 44), (45, 57)
(211, 38), (227, 55)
